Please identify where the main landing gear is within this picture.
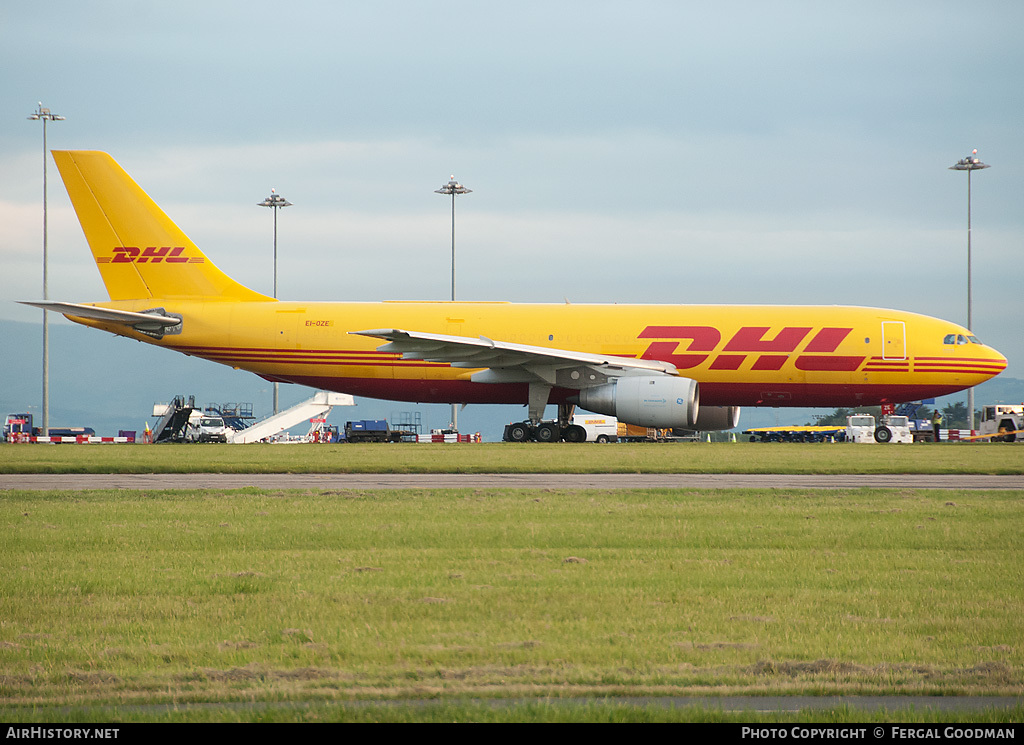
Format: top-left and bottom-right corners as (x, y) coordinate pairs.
(503, 403), (586, 443)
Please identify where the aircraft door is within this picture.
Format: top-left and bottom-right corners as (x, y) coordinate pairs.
(882, 321), (906, 360)
(445, 317), (464, 337)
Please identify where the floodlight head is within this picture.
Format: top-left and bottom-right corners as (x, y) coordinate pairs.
(949, 150), (991, 172)
(435, 176), (472, 196)
(258, 190), (293, 208)
(28, 103), (64, 121)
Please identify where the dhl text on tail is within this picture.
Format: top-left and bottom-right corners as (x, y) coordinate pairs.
(21, 151), (1007, 433)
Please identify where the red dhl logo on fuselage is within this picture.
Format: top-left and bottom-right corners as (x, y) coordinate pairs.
(97, 247), (204, 264)
(173, 321), (1002, 380)
(639, 325), (865, 371)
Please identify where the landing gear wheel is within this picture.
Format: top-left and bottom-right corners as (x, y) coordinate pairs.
(874, 426), (893, 443)
(563, 425), (586, 443)
(536, 423), (560, 442)
(508, 423), (531, 442)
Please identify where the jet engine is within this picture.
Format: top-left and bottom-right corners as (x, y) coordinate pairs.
(691, 405), (741, 431)
(570, 375), (699, 428)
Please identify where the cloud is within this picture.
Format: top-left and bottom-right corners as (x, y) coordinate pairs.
(2, 1), (1021, 376)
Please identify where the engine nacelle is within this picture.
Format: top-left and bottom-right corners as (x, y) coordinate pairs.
(571, 376), (699, 428)
(691, 405), (741, 431)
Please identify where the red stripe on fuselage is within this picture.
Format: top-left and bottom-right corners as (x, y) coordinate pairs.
(172, 345), (395, 356)
(167, 344), (448, 368)
(274, 374), (982, 409)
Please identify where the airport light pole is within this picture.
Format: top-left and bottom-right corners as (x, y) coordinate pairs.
(435, 176), (472, 303)
(28, 103), (65, 438)
(434, 176), (472, 430)
(258, 188), (292, 415)
(948, 150), (990, 432)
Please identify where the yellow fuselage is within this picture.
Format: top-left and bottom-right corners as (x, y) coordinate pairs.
(83, 298), (1007, 408)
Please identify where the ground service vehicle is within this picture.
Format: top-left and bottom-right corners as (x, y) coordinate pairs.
(844, 414), (912, 444)
(25, 151), (1007, 440)
(186, 412), (230, 443)
(572, 414), (618, 442)
(3, 414), (34, 440)
(743, 425), (845, 442)
(343, 420), (414, 443)
(3, 413), (95, 441)
(504, 413), (618, 442)
(310, 424), (339, 443)
(844, 415), (877, 443)
(617, 422), (672, 442)
(872, 414), (913, 443)
(979, 404), (1023, 442)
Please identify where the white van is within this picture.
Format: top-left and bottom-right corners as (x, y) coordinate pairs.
(186, 412), (230, 443)
(570, 413), (618, 443)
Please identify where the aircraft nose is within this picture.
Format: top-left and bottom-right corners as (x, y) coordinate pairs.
(984, 345), (1008, 378)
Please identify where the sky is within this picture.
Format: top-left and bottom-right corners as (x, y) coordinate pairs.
(2, 1), (1022, 435)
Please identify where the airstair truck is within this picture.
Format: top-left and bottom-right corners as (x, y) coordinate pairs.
(227, 391), (354, 443)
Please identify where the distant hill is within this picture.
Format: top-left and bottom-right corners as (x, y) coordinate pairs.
(2, 319), (1020, 439)
(970, 375), (1024, 406)
(0, 319), (498, 439)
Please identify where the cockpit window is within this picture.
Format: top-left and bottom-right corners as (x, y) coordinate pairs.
(943, 332), (985, 345)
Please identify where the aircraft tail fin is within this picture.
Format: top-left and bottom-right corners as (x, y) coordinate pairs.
(52, 150), (271, 302)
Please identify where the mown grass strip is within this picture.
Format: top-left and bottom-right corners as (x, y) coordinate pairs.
(1, 441), (1022, 474)
(3, 700), (1023, 723)
(2, 487), (1020, 714)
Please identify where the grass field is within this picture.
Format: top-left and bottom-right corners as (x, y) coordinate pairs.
(2, 485), (1021, 722)
(1, 440), (1023, 474)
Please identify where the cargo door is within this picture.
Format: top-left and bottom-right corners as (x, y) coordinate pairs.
(882, 321), (906, 360)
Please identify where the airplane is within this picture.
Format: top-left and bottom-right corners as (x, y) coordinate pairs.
(21, 150), (1007, 442)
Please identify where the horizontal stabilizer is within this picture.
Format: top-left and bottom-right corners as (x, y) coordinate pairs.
(19, 301), (182, 336)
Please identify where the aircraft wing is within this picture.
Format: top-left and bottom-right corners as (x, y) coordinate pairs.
(352, 328), (677, 387)
(19, 301), (182, 335)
